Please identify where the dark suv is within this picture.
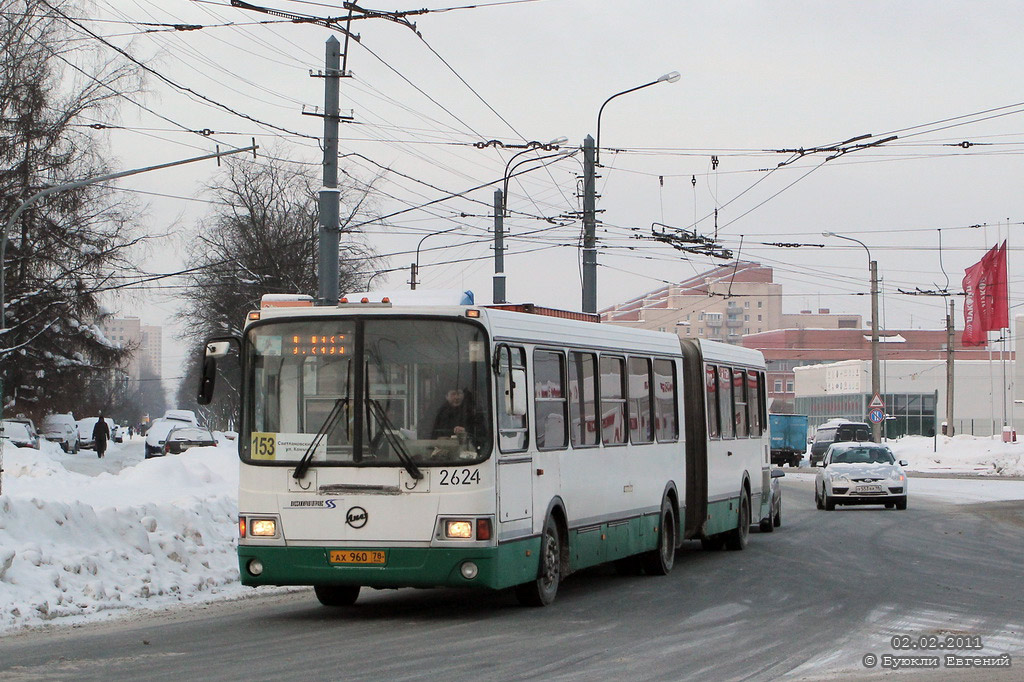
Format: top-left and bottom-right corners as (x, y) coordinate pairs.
(809, 421), (872, 466)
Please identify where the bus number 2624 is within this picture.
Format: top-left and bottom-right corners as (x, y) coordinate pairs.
(438, 469), (481, 486)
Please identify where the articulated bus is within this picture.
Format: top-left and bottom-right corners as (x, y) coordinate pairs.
(198, 292), (771, 607)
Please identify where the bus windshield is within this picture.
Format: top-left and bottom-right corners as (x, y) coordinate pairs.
(244, 317), (491, 467)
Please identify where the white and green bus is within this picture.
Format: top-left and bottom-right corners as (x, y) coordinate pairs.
(198, 292), (771, 606)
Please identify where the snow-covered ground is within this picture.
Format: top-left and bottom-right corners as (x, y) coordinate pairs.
(0, 434), (1022, 635)
(890, 434), (1024, 477)
(0, 437), (255, 635)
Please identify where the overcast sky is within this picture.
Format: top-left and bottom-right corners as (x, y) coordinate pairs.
(73, 0), (1024, 377)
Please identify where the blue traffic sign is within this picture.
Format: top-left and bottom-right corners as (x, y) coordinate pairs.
(868, 408), (885, 424)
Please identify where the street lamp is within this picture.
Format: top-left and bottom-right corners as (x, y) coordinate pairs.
(595, 71), (680, 166)
(823, 231), (881, 442)
(480, 137), (569, 304)
(500, 137), (569, 217)
(410, 226), (463, 290)
(583, 71), (680, 313)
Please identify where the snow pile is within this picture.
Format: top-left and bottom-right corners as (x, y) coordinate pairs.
(0, 441), (246, 633)
(889, 435), (1024, 477)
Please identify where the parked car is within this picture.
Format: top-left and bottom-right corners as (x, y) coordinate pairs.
(6, 417), (40, 449)
(145, 412), (200, 458)
(163, 409), (199, 425)
(77, 417), (116, 450)
(1, 421), (39, 449)
(112, 423), (124, 443)
(161, 426), (218, 456)
(42, 413), (80, 453)
(815, 442), (908, 510)
(809, 420), (872, 466)
(759, 468), (785, 531)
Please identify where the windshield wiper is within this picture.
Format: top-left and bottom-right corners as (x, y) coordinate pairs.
(293, 398), (347, 481)
(366, 397), (422, 480)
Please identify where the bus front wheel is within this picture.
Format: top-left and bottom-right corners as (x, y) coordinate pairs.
(641, 497), (676, 575)
(516, 514), (562, 607)
(725, 491), (750, 551)
(314, 584), (360, 607)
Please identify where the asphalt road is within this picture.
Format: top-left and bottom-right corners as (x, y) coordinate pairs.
(1, 477), (1022, 681)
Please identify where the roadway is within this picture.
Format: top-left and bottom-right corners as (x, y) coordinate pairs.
(1, 476), (1022, 681)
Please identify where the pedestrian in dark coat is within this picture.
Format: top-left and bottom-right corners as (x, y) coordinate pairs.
(93, 412), (111, 459)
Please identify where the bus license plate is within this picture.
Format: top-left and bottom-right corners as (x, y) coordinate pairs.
(856, 485), (882, 493)
(330, 550), (386, 565)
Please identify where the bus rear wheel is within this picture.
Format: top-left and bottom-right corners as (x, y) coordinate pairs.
(314, 584), (360, 606)
(516, 514), (561, 607)
(642, 497), (677, 575)
(725, 491), (750, 551)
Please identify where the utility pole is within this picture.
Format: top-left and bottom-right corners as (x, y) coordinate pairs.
(493, 189), (506, 304)
(316, 36), (342, 306)
(946, 299), (955, 436)
(870, 259), (881, 442)
(582, 135), (597, 314)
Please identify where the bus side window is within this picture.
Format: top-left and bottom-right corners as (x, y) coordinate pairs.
(568, 351), (599, 447)
(748, 371), (762, 437)
(534, 350), (567, 450)
(653, 358), (678, 442)
(705, 364), (719, 439)
(496, 345), (528, 452)
(600, 356), (627, 446)
(718, 366), (734, 439)
(628, 356), (654, 444)
(734, 369), (748, 438)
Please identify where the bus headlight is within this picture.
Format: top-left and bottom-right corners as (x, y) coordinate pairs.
(445, 520), (473, 539)
(250, 519), (278, 537)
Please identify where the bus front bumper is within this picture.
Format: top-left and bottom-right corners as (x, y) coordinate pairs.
(238, 540), (540, 591)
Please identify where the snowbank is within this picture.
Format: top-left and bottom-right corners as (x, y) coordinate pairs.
(0, 441), (248, 634)
(889, 435), (1024, 477)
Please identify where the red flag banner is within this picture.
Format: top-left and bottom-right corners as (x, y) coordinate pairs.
(963, 241), (1010, 346)
(988, 240), (1009, 331)
(962, 256), (986, 346)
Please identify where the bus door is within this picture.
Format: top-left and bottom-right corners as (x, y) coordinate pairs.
(494, 345), (533, 529)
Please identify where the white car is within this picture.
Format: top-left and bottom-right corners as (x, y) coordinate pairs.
(145, 413), (199, 458)
(42, 413), (80, 453)
(815, 442), (908, 510)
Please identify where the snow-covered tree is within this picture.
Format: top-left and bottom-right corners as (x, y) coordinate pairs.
(0, 0), (144, 420)
(174, 155), (378, 427)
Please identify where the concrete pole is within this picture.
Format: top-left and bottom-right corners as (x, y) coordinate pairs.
(317, 37), (342, 306)
(870, 259), (881, 442)
(493, 189), (506, 304)
(582, 135), (597, 313)
(946, 298), (955, 436)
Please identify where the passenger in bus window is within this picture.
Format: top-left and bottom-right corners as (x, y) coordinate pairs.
(432, 388), (483, 443)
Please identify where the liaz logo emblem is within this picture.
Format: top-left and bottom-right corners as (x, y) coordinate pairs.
(345, 506), (368, 528)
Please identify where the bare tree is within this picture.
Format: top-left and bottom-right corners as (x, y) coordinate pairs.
(0, 0), (145, 421)
(174, 154), (379, 426)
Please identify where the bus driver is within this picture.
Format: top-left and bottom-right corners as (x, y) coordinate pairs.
(431, 388), (482, 444)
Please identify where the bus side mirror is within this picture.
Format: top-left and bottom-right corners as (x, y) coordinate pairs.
(197, 337), (240, 405)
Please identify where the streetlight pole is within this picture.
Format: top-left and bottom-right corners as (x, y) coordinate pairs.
(824, 231), (881, 442)
(1, 143), (258, 330)
(584, 71), (680, 313)
(410, 226), (462, 290)
(481, 138), (568, 304)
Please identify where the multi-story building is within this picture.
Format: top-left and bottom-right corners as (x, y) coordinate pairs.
(600, 261), (783, 342)
(99, 317), (162, 382)
(744, 327), (998, 413)
(599, 260), (1008, 413)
